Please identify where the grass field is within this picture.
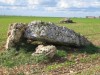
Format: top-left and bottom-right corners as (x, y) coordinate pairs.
(0, 16), (100, 75)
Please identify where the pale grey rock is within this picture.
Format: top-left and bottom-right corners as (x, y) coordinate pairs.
(25, 21), (91, 47)
(32, 45), (56, 58)
(5, 23), (26, 50)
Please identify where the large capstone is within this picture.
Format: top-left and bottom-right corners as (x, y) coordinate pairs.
(25, 21), (91, 47)
(5, 23), (26, 50)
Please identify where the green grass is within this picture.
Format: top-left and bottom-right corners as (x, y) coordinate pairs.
(0, 48), (49, 68)
(46, 60), (75, 71)
(76, 65), (100, 75)
(55, 50), (67, 57)
(80, 53), (100, 63)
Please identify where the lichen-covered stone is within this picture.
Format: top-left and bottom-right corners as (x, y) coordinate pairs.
(32, 45), (56, 58)
(5, 23), (26, 50)
(25, 21), (91, 47)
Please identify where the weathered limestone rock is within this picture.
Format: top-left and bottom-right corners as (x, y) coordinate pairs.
(25, 21), (91, 47)
(5, 23), (26, 50)
(32, 45), (56, 58)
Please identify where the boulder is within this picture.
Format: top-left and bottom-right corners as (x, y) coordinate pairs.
(5, 23), (26, 50)
(25, 21), (91, 47)
(32, 45), (56, 58)
(60, 18), (74, 23)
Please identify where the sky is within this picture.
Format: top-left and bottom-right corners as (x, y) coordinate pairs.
(0, 0), (100, 17)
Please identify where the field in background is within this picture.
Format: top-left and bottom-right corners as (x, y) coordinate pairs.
(0, 16), (100, 75)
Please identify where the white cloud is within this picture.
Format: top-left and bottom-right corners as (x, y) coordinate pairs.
(28, 0), (42, 5)
(27, 0), (43, 9)
(0, 0), (16, 4)
(1, 0), (100, 11)
(44, 0), (100, 16)
(90, 1), (100, 7)
(0, 0), (43, 10)
(57, 0), (100, 9)
(45, 7), (57, 12)
(11, 6), (26, 10)
(0, 0), (100, 17)
(57, 0), (69, 9)
(0, 6), (3, 9)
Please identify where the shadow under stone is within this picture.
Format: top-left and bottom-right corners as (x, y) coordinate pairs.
(56, 44), (99, 54)
(14, 38), (37, 53)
